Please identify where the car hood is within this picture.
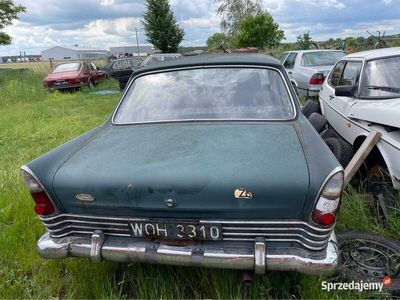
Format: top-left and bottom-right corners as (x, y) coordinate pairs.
(45, 71), (80, 81)
(53, 123), (310, 219)
(349, 98), (400, 128)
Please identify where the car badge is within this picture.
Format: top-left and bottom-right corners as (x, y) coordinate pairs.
(234, 188), (252, 199)
(165, 198), (176, 208)
(75, 193), (95, 202)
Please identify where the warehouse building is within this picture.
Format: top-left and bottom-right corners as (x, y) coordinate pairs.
(41, 46), (109, 61)
(109, 45), (155, 58)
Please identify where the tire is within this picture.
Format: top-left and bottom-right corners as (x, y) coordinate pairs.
(320, 128), (338, 139)
(338, 231), (400, 295)
(324, 137), (354, 167)
(88, 80), (94, 89)
(308, 113), (327, 133)
(302, 99), (320, 118)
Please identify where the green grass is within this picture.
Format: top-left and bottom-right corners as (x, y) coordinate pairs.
(0, 69), (398, 299)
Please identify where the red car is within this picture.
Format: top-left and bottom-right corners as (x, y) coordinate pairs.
(43, 61), (107, 90)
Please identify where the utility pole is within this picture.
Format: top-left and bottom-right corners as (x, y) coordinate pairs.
(135, 27), (140, 57)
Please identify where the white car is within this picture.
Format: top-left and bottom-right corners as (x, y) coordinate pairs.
(319, 47), (400, 202)
(279, 50), (345, 98)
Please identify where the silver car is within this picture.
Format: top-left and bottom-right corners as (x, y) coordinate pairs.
(279, 50), (345, 98)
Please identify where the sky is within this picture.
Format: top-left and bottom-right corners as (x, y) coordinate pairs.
(0, 0), (399, 56)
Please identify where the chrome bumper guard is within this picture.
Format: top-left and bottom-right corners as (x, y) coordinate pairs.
(37, 231), (338, 275)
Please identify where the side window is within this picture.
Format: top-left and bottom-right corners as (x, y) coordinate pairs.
(278, 52), (288, 63)
(113, 60), (129, 70)
(329, 61), (345, 87)
(284, 53), (297, 69)
(338, 61), (362, 86)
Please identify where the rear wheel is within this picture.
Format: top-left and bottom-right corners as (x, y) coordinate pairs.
(338, 232), (400, 295)
(320, 128), (338, 139)
(324, 137), (353, 167)
(302, 100), (320, 118)
(308, 113), (327, 133)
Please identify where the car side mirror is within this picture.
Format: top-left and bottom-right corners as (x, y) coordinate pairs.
(335, 85), (357, 97)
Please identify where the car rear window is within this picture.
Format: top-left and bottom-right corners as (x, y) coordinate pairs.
(113, 67), (295, 124)
(52, 63), (81, 73)
(301, 52), (345, 67)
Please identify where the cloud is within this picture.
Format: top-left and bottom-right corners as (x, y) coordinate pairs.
(1, 0), (400, 55)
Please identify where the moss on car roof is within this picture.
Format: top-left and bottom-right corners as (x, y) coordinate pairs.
(132, 53), (282, 76)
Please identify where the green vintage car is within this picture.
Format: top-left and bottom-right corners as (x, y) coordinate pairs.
(22, 54), (343, 275)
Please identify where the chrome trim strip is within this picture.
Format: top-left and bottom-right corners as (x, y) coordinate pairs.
(222, 227), (332, 238)
(202, 219), (332, 232)
(50, 230), (131, 239)
(42, 219), (130, 228)
(40, 214), (149, 222)
(21, 165), (59, 214)
(223, 232), (328, 245)
(110, 65), (298, 125)
(40, 214), (332, 250)
(46, 224), (130, 234)
(41, 213), (333, 233)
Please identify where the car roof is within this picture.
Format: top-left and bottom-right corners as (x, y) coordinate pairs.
(345, 47), (400, 60)
(285, 49), (345, 54)
(133, 54), (282, 76)
(151, 53), (182, 57)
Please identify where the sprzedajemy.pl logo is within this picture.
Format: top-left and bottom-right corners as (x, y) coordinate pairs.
(321, 277), (392, 292)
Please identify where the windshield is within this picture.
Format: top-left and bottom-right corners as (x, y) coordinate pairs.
(113, 67), (295, 124)
(52, 63), (81, 73)
(361, 56), (400, 98)
(301, 52), (345, 67)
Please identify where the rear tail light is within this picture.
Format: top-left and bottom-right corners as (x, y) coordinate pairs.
(21, 168), (55, 216)
(309, 73), (325, 85)
(68, 78), (81, 84)
(312, 170), (344, 226)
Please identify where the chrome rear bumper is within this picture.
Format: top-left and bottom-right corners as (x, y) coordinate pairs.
(37, 231), (338, 275)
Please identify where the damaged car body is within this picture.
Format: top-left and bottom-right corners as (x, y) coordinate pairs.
(319, 48), (400, 192)
(22, 54), (343, 275)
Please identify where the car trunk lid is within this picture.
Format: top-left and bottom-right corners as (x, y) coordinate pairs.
(53, 123), (310, 219)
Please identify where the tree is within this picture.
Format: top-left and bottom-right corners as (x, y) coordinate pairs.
(215, 0), (263, 36)
(345, 37), (357, 48)
(235, 12), (284, 50)
(142, 0), (184, 53)
(297, 32), (312, 50)
(206, 32), (229, 50)
(0, 0), (26, 45)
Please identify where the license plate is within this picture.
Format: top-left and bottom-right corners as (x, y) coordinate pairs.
(55, 81), (67, 85)
(128, 221), (222, 241)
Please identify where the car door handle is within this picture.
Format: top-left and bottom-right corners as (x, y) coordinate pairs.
(288, 71), (293, 75)
(329, 95), (335, 100)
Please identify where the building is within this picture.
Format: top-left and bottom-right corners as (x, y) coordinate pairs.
(41, 46), (109, 61)
(109, 45), (155, 58)
(1, 55), (41, 63)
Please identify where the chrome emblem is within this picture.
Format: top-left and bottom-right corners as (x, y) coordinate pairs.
(234, 188), (252, 199)
(165, 198), (176, 208)
(75, 193), (95, 202)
